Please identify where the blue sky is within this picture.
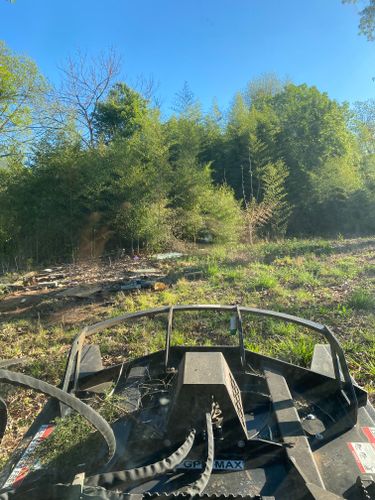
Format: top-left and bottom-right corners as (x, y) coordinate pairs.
(1, 0), (374, 114)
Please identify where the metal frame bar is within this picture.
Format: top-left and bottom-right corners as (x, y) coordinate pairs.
(236, 305), (246, 369)
(164, 306), (174, 370)
(61, 304), (358, 421)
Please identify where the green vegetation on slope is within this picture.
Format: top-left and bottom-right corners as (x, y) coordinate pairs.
(0, 41), (375, 266)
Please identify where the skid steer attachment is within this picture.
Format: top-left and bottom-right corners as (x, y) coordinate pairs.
(0, 305), (373, 499)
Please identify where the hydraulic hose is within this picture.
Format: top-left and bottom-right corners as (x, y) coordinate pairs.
(177, 413), (214, 497)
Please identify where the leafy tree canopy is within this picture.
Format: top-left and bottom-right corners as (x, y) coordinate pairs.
(343, 0), (375, 40)
(94, 82), (149, 143)
(0, 41), (47, 157)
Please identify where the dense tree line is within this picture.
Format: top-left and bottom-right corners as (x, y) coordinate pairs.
(0, 42), (374, 264)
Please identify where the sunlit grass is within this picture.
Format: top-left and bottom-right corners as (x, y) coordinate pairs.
(251, 273), (279, 290)
(271, 336), (315, 367)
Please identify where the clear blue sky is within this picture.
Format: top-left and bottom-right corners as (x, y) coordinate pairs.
(1, 0), (374, 114)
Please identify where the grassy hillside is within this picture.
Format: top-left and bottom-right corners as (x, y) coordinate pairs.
(0, 237), (374, 466)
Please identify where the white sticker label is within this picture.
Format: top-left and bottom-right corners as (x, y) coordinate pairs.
(2, 424), (54, 489)
(177, 459), (244, 471)
(362, 427), (375, 444)
(348, 442), (375, 474)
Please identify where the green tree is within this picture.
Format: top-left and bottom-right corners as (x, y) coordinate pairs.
(166, 83), (204, 164)
(270, 84), (360, 233)
(0, 41), (47, 157)
(172, 81), (200, 117)
(114, 199), (172, 253)
(169, 159), (241, 243)
(343, 0), (375, 40)
(221, 91), (280, 200)
(242, 160), (291, 243)
(98, 110), (172, 252)
(261, 160), (291, 237)
(169, 160), (211, 241)
(94, 82), (148, 143)
(200, 184), (242, 243)
(199, 100), (224, 174)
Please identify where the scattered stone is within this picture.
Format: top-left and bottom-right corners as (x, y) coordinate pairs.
(153, 252), (183, 260)
(57, 285), (103, 299)
(29, 281), (59, 290)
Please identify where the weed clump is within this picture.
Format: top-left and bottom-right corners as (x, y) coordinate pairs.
(347, 289), (374, 311)
(252, 274), (278, 290)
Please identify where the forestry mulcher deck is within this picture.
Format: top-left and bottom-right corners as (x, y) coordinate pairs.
(0, 305), (374, 499)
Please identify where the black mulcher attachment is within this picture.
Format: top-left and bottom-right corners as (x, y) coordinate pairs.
(0, 305), (374, 499)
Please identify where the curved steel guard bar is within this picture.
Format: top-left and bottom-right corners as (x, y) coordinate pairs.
(61, 305), (358, 421)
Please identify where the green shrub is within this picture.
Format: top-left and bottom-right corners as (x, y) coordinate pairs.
(200, 185), (243, 244)
(115, 199), (172, 252)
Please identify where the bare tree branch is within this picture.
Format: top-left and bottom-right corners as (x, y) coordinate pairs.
(56, 48), (121, 147)
(132, 74), (163, 109)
